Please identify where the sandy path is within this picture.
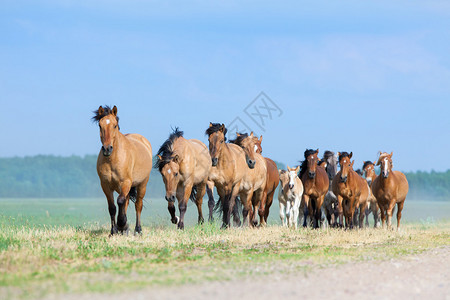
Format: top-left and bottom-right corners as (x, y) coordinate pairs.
(47, 247), (450, 300)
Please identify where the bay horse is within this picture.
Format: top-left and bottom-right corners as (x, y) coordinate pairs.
(372, 152), (409, 230)
(252, 135), (280, 226)
(206, 123), (247, 228)
(278, 166), (303, 229)
(362, 160), (380, 228)
(93, 105), (153, 235)
(332, 152), (370, 229)
(299, 149), (329, 229)
(155, 128), (211, 230)
(230, 132), (267, 227)
(320, 151), (340, 227)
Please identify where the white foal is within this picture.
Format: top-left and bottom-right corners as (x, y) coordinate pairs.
(278, 166), (304, 229)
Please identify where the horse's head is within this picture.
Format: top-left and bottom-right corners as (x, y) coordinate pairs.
(377, 151), (393, 178)
(362, 160), (376, 185)
(206, 123), (227, 167)
(232, 132), (258, 169)
(157, 154), (180, 202)
(338, 152), (353, 183)
(306, 149), (320, 179)
(287, 165), (300, 189)
(252, 135), (263, 154)
(323, 150), (338, 180)
(93, 105), (119, 157)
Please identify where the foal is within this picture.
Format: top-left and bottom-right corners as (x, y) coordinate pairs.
(278, 166), (303, 229)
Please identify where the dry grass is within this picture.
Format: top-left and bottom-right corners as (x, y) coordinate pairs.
(0, 221), (449, 299)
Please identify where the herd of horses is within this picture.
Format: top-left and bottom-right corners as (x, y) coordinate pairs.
(93, 105), (409, 235)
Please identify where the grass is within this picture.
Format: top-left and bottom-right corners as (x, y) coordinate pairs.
(0, 198), (449, 299)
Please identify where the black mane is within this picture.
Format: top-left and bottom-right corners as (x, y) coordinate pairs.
(323, 150), (334, 160)
(338, 151), (351, 161)
(363, 161), (374, 170)
(229, 133), (249, 146)
(155, 127), (184, 172)
(205, 123), (228, 141)
(91, 105), (119, 124)
(299, 149), (317, 178)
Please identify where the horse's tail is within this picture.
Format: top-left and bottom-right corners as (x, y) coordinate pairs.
(129, 187), (137, 203)
(189, 185), (198, 203)
(214, 194), (241, 219)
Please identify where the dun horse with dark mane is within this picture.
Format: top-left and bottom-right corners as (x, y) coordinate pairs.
(93, 106), (153, 235)
(156, 128), (212, 229)
(372, 152), (408, 230)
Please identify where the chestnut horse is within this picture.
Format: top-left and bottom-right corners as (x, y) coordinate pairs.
(332, 152), (369, 229)
(93, 105), (153, 235)
(230, 133), (267, 227)
(372, 152), (409, 230)
(299, 149), (329, 228)
(206, 123), (247, 228)
(362, 161), (380, 228)
(252, 135), (280, 226)
(155, 128), (211, 229)
(278, 166), (303, 229)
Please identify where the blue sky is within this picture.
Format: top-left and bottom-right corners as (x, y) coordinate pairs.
(1, 1), (449, 172)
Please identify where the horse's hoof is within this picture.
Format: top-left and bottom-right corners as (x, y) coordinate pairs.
(135, 225), (142, 235)
(177, 222), (184, 230)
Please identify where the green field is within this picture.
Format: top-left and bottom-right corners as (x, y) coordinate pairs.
(0, 198), (449, 300)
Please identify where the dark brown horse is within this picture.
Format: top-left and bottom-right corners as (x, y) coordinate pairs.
(206, 123), (247, 228)
(332, 152), (369, 229)
(372, 152), (409, 230)
(93, 106), (153, 235)
(252, 135), (280, 226)
(155, 128), (211, 229)
(299, 149), (329, 228)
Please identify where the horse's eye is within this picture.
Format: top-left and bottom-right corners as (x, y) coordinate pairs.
(175, 172), (178, 177)
(220, 140), (224, 144)
(114, 125), (118, 129)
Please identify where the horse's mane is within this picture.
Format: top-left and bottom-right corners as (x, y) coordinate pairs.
(323, 150), (335, 161)
(91, 105), (119, 125)
(363, 161), (374, 170)
(355, 169), (363, 176)
(205, 123), (227, 141)
(338, 151), (351, 161)
(299, 149), (317, 178)
(229, 133), (248, 146)
(155, 127), (184, 172)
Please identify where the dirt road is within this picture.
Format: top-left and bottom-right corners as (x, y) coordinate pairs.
(47, 247), (449, 300)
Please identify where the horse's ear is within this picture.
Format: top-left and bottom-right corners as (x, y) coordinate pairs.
(315, 149), (319, 154)
(236, 132), (240, 137)
(98, 106), (104, 116)
(278, 169), (282, 175)
(219, 124), (225, 132)
(209, 122), (213, 128)
(337, 152), (341, 157)
(157, 155), (162, 160)
(390, 152), (393, 158)
(287, 165), (291, 171)
(376, 158), (381, 166)
(259, 135), (263, 142)
(350, 160), (355, 168)
(373, 161), (376, 165)
(295, 165), (300, 173)
(250, 132), (254, 137)
(112, 106), (118, 116)
(349, 152), (353, 159)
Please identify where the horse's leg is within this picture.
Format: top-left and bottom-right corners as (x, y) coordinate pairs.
(253, 189), (264, 227)
(206, 181), (215, 223)
(359, 201), (368, 229)
(379, 204), (386, 229)
(336, 195), (344, 228)
(285, 199), (292, 227)
(101, 182), (117, 235)
(302, 194), (310, 228)
(396, 200), (405, 231)
(279, 198), (286, 227)
(241, 190), (254, 227)
(117, 181), (132, 233)
(264, 190), (275, 223)
(386, 201), (396, 230)
(258, 190), (268, 227)
(222, 185), (238, 228)
(176, 182), (193, 230)
(293, 197), (300, 230)
(308, 197), (318, 229)
(134, 179), (148, 234)
(316, 195), (325, 229)
(373, 203), (379, 228)
(195, 183), (206, 225)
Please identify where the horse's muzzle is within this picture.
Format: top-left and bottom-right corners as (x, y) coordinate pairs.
(382, 172), (389, 178)
(308, 171), (316, 179)
(289, 184), (294, 189)
(211, 157), (218, 166)
(340, 176), (347, 183)
(247, 159), (255, 169)
(102, 145), (113, 157)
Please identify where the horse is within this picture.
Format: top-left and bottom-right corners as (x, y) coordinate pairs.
(252, 135), (280, 226)
(362, 160), (380, 228)
(155, 128), (212, 230)
(93, 105), (153, 235)
(372, 152), (409, 230)
(320, 151), (340, 227)
(206, 123), (247, 228)
(229, 132), (267, 227)
(299, 149), (329, 229)
(278, 166), (303, 229)
(332, 152), (370, 229)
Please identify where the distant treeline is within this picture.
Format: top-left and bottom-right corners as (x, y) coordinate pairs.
(0, 155), (448, 200)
